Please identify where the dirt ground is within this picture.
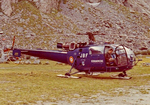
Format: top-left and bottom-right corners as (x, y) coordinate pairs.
(36, 85), (150, 105)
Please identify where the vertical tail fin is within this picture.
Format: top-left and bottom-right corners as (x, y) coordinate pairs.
(3, 36), (15, 52)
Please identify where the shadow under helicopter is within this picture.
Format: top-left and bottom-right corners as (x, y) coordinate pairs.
(76, 73), (132, 80)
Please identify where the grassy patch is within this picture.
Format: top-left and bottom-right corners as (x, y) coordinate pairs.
(0, 56), (150, 104)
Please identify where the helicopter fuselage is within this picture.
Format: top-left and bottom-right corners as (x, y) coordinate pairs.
(13, 44), (135, 74)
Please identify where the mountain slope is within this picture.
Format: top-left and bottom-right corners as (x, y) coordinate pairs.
(59, 0), (150, 50)
(0, 0), (150, 51)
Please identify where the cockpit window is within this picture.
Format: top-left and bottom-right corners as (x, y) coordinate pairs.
(116, 46), (126, 55)
(115, 46), (128, 66)
(89, 46), (103, 55)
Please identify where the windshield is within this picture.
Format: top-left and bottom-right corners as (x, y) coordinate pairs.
(115, 46), (128, 66)
(116, 46), (125, 54)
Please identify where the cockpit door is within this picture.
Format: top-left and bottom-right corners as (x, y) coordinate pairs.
(115, 45), (128, 67)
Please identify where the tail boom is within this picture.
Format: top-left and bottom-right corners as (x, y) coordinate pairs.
(13, 48), (68, 64)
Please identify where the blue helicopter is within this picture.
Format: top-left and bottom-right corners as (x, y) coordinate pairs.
(12, 32), (140, 79)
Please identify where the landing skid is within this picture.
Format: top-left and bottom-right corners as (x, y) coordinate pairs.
(57, 74), (81, 79)
(110, 72), (132, 80)
(78, 72), (100, 76)
(110, 75), (132, 80)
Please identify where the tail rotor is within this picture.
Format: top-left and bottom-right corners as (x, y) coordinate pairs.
(11, 36), (16, 50)
(3, 36), (15, 52)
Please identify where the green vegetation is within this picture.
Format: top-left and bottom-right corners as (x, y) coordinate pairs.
(0, 56), (150, 104)
(11, 1), (43, 35)
(68, 1), (81, 9)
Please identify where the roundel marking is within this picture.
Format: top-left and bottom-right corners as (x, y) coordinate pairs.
(69, 56), (74, 63)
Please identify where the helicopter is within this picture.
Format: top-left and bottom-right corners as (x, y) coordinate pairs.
(12, 32), (141, 79)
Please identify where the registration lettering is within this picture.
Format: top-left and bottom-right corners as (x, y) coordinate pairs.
(91, 60), (103, 63)
(80, 53), (88, 58)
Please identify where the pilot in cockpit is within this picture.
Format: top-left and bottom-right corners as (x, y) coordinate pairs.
(105, 48), (116, 66)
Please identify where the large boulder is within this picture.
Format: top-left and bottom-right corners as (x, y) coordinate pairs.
(0, 0), (59, 16)
(1, 0), (12, 16)
(39, 0), (59, 13)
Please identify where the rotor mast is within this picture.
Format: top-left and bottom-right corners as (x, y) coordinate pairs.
(77, 32), (98, 44)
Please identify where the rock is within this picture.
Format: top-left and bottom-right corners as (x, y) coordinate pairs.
(0, 12), (3, 16)
(139, 47), (148, 50)
(1, 0), (12, 16)
(25, 60), (31, 64)
(39, 0), (59, 13)
(34, 60), (41, 64)
(0, 31), (3, 34)
(126, 38), (133, 43)
(1, 0), (59, 15)
(43, 61), (49, 65)
(14, 61), (19, 64)
(11, 0), (18, 3)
